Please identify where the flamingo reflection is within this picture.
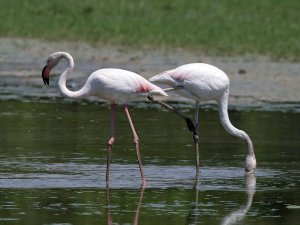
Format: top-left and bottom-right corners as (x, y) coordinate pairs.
(221, 174), (256, 225)
(186, 176), (200, 225)
(186, 174), (256, 225)
(106, 186), (145, 225)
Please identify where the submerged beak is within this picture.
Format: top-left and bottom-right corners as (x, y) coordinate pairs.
(245, 168), (254, 174)
(42, 65), (51, 86)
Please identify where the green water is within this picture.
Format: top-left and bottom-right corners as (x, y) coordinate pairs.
(0, 101), (299, 225)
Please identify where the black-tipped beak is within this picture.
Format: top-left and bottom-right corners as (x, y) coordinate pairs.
(42, 65), (50, 86)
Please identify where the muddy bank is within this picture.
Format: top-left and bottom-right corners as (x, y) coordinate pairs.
(0, 38), (299, 109)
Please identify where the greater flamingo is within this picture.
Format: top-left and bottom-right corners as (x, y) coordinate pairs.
(42, 51), (168, 186)
(149, 63), (256, 173)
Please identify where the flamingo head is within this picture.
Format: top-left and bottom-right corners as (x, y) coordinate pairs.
(245, 154), (256, 174)
(42, 52), (63, 85)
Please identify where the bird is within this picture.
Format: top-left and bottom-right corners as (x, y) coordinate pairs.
(149, 63), (256, 173)
(42, 51), (168, 186)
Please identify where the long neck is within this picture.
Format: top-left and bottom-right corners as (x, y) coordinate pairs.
(217, 90), (254, 156)
(58, 52), (89, 98)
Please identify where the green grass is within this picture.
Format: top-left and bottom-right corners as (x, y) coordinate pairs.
(1, 0), (300, 60)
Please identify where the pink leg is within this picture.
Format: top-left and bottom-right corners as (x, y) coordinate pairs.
(123, 105), (146, 186)
(106, 104), (116, 187)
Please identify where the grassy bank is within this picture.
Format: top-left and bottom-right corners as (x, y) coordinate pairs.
(1, 0), (300, 60)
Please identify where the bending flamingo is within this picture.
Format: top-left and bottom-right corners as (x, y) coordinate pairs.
(149, 63), (256, 173)
(42, 51), (167, 186)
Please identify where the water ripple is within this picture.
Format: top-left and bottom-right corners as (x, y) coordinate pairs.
(0, 161), (287, 190)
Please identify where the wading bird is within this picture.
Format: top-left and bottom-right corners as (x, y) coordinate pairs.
(149, 63), (256, 173)
(42, 51), (168, 186)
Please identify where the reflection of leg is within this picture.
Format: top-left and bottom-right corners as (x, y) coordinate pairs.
(106, 104), (116, 187)
(193, 102), (200, 175)
(187, 179), (199, 225)
(123, 105), (146, 186)
(105, 186), (112, 225)
(133, 186), (146, 225)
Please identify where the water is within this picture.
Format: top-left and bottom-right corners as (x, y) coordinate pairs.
(0, 101), (299, 225)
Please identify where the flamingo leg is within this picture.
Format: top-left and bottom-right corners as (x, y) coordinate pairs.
(147, 96), (200, 173)
(193, 102), (200, 175)
(147, 96), (195, 132)
(123, 105), (146, 186)
(106, 104), (116, 187)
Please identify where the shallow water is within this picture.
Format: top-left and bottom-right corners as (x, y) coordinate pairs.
(0, 101), (299, 224)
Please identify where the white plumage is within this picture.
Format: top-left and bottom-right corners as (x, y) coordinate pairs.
(150, 63), (229, 100)
(85, 68), (167, 103)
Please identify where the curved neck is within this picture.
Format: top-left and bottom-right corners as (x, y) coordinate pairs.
(58, 52), (88, 98)
(217, 90), (254, 155)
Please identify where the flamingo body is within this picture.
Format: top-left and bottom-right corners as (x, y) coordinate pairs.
(150, 63), (256, 173)
(85, 68), (166, 103)
(150, 63), (229, 101)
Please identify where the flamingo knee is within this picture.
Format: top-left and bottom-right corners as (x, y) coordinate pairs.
(108, 137), (115, 146)
(133, 136), (139, 145)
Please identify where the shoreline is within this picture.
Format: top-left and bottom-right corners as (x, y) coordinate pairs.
(0, 38), (299, 110)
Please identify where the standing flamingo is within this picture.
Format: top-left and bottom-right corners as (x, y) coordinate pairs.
(149, 63), (256, 173)
(42, 51), (167, 186)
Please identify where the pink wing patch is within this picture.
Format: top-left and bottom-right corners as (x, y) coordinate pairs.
(137, 83), (151, 93)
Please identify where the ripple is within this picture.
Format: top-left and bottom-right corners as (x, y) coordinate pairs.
(0, 160), (287, 190)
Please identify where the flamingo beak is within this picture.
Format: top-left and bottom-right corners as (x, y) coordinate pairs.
(42, 65), (51, 86)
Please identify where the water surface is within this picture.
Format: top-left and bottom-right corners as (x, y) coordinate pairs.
(0, 101), (299, 224)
